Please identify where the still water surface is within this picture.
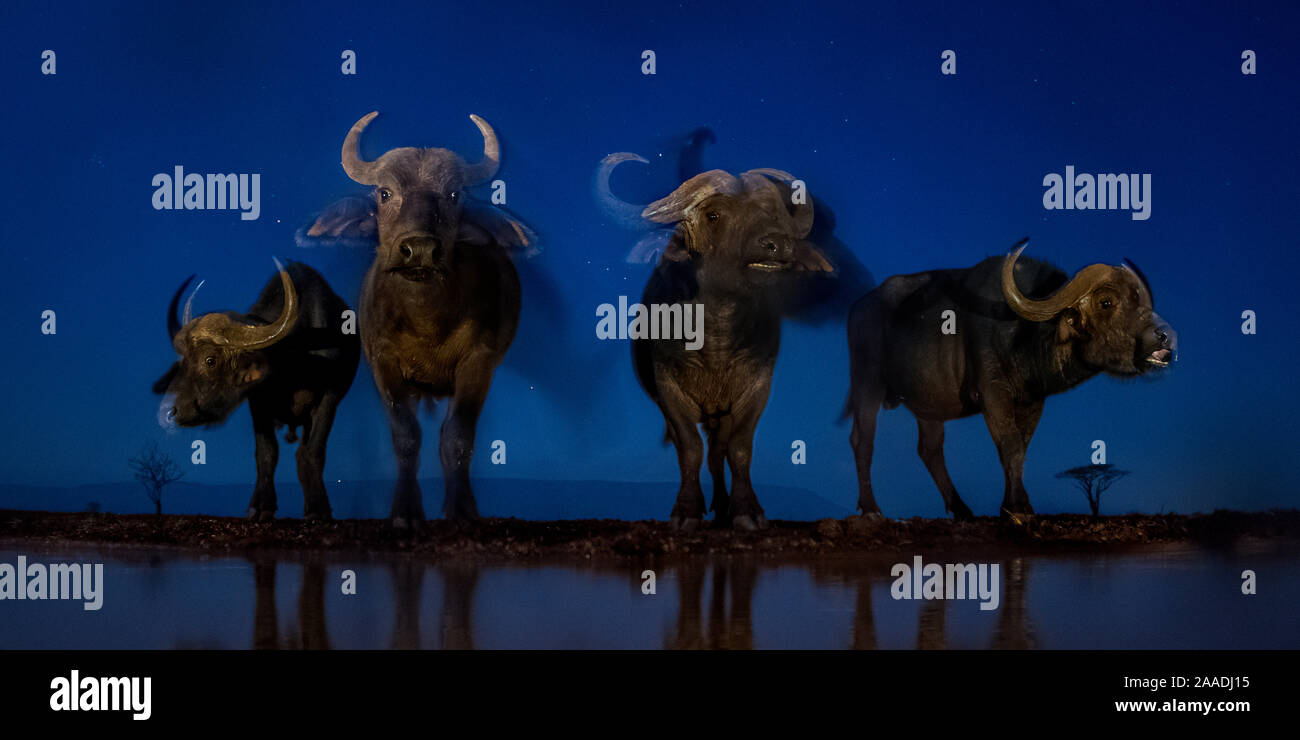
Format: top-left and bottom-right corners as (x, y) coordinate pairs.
(0, 542), (1295, 649)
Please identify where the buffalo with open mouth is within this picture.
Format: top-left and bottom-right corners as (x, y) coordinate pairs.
(846, 239), (1176, 519)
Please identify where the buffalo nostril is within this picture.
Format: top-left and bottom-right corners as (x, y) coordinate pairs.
(1156, 328), (1168, 345)
(764, 241), (777, 254)
(399, 244), (413, 260)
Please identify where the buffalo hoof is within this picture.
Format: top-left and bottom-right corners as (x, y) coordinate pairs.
(732, 514), (768, 532)
(846, 512), (886, 536)
(390, 515), (425, 531)
(669, 516), (702, 532)
(444, 515), (478, 535)
(949, 501), (975, 521)
(247, 508), (275, 523)
(444, 507), (480, 524)
(443, 494), (479, 523)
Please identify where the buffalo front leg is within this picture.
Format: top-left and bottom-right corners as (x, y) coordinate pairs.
(1012, 401), (1044, 513)
(248, 404), (279, 521)
(726, 380), (772, 531)
(982, 396), (1043, 517)
(385, 394), (426, 528)
(706, 426), (730, 525)
(296, 394), (340, 521)
(440, 353), (499, 522)
(916, 418), (973, 520)
(656, 378), (706, 531)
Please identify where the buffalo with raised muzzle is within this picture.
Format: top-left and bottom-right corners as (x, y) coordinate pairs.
(604, 161), (834, 530)
(846, 239), (1175, 518)
(154, 260), (360, 520)
(305, 113), (534, 527)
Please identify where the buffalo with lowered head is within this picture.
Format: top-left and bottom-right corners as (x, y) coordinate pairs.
(305, 112), (534, 527)
(154, 260), (360, 520)
(846, 239), (1175, 519)
(605, 161), (833, 530)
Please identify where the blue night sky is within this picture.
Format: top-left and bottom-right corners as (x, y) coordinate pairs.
(0, 1), (1295, 517)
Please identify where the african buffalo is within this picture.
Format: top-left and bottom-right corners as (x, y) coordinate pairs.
(307, 112), (534, 527)
(846, 239), (1175, 518)
(154, 260), (360, 520)
(604, 161), (833, 530)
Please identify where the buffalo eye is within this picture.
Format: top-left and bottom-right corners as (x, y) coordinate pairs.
(706, 211), (719, 223)
(1100, 299), (1113, 310)
(378, 188), (393, 203)
(205, 356), (217, 368)
(449, 191), (461, 203)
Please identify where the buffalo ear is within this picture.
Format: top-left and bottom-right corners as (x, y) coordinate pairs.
(152, 363), (179, 395)
(793, 241), (834, 272)
(237, 358), (269, 387)
(295, 196), (378, 248)
(1056, 307), (1086, 343)
(625, 229), (674, 264)
(461, 201), (540, 257)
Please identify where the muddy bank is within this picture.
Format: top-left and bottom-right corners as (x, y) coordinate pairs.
(1, 508), (1297, 561)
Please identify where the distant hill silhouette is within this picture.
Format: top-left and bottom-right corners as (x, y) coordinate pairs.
(0, 479), (852, 522)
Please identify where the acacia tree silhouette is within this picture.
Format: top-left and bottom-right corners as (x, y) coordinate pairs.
(1055, 464), (1130, 517)
(129, 442), (184, 517)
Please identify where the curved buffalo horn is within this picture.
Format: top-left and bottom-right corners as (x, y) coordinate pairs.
(595, 152), (652, 229)
(1122, 258), (1154, 306)
(226, 258), (299, 350)
(167, 274), (195, 341)
(643, 169), (742, 223)
(461, 114), (500, 186)
(190, 260), (299, 350)
(738, 170), (787, 211)
(743, 167), (811, 236)
(744, 167), (798, 182)
(341, 111), (382, 185)
(182, 278), (206, 327)
(1001, 240), (1118, 322)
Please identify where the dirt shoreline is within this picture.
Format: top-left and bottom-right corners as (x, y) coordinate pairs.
(2, 508), (1297, 561)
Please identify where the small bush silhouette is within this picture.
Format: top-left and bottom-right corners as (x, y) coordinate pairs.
(1056, 464), (1130, 517)
(129, 442), (184, 517)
